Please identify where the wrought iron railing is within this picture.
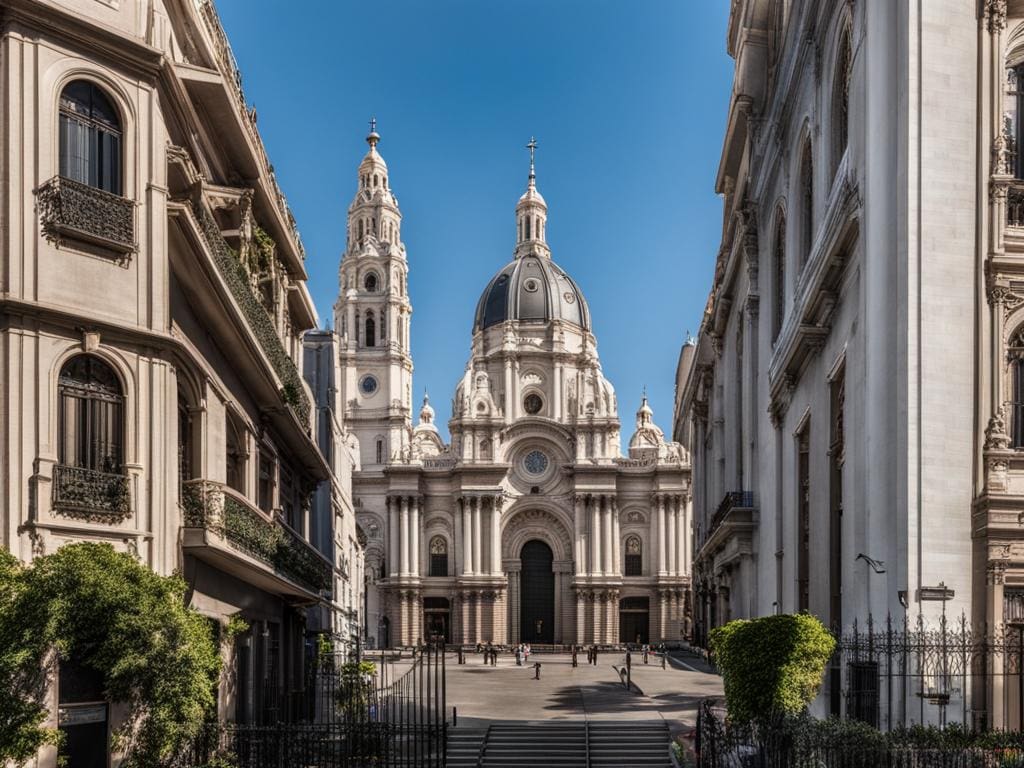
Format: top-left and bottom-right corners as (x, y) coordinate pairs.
(52, 463), (132, 522)
(36, 176), (135, 256)
(182, 479), (330, 594)
(190, 201), (312, 428)
(708, 491), (754, 539)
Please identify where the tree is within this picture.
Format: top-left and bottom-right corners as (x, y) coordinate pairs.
(0, 543), (221, 767)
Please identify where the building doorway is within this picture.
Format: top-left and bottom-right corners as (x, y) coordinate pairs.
(520, 539), (555, 643)
(58, 658), (108, 768)
(619, 596), (650, 645)
(423, 597), (451, 643)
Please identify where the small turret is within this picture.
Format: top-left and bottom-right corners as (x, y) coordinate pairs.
(514, 137), (550, 259)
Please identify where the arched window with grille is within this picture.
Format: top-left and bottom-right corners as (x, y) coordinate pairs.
(799, 138), (813, 271)
(429, 536), (448, 577)
(772, 209), (787, 342)
(59, 80), (122, 195)
(59, 355), (124, 472)
(833, 24), (852, 175)
(624, 535), (642, 576)
(364, 272), (379, 293)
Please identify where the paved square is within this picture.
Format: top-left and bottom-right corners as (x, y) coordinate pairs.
(446, 652), (722, 733)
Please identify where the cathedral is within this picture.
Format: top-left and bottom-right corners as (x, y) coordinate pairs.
(338, 127), (691, 647)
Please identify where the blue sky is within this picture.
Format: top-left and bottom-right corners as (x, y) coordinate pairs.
(217, 0), (733, 443)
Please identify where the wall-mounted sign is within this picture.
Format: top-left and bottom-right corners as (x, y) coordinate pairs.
(58, 704), (107, 726)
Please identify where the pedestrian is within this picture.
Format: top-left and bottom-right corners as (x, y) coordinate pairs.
(643, 644), (649, 664)
(524, 643), (531, 663)
(571, 646), (578, 668)
(515, 645), (522, 666)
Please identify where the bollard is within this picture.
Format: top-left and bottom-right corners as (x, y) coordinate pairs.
(534, 662), (542, 680)
(453, 706), (458, 727)
(572, 649), (578, 668)
(661, 652), (667, 670)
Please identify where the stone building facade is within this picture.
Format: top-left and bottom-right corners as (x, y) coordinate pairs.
(673, 0), (1019, 728)
(337, 132), (692, 648)
(0, 0), (355, 761)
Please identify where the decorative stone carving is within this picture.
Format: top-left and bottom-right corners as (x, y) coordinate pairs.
(986, 0), (1007, 33)
(988, 455), (1011, 492)
(985, 404), (1012, 451)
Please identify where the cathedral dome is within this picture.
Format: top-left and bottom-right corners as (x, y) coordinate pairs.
(473, 255), (591, 332)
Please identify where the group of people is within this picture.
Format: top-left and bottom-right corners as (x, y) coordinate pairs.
(513, 643), (532, 666)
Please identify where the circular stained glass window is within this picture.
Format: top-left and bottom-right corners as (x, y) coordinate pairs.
(360, 375), (378, 395)
(523, 393), (543, 414)
(524, 450), (549, 475)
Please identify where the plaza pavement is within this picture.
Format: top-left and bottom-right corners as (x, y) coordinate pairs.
(445, 651), (723, 736)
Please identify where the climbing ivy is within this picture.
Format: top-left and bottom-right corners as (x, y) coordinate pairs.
(0, 543), (221, 767)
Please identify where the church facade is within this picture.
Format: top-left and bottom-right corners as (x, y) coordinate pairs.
(336, 129), (691, 647)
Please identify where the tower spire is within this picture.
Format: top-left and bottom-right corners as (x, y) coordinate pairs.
(515, 136), (549, 257)
(367, 116), (380, 149)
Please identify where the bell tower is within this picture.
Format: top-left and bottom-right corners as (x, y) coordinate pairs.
(334, 121), (413, 468)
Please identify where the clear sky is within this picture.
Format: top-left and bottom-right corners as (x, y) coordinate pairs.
(217, 0), (733, 443)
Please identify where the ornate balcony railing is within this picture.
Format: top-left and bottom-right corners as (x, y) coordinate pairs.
(705, 490), (755, 544)
(52, 464), (132, 522)
(36, 176), (135, 256)
(190, 201), (312, 428)
(182, 480), (331, 595)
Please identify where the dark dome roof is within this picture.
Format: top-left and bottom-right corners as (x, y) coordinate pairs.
(474, 255), (591, 332)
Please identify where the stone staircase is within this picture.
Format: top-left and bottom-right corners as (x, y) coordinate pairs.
(446, 721), (670, 768)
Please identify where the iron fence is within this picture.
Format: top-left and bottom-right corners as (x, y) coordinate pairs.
(696, 701), (1024, 768)
(183, 643), (446, 767)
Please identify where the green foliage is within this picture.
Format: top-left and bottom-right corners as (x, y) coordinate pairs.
(223, 614), (249, 644)
(336, 661), (377, 721)
(710, 613), (836, 725)
(0, 543), (222, 767)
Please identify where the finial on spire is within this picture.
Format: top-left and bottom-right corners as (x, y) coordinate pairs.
(367, 116), (380, 148)
(526, 137), (538, 182)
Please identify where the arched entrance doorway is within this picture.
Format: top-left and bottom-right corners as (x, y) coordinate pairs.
(619, 596), (650, 645)
(520, 539), (555, 643)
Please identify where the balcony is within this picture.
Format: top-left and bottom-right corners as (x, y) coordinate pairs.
(52, 464), (132, 523)
(696, 490), (756, 565)
(190, 201), (312, 428)
(1009, 181), (1024, 229)
(181, 479), (331, 598)
(36, 176), (135, 257)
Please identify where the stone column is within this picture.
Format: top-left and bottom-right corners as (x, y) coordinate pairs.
(462, 497), (474, 575)
(574, 494), (585, 574)
(667, 499), (678, 576)
(553, 571), (561, 641)
(610, 498), (620, 576)
(411, 496), (421, 578)
(553, 362), (563, 420)
(682, 493), (692, 575)
(400, 496), (410, 576)
(473, 497), (482, 576)
(598, 495), (606, 573)
(576, 590), (586, 645)
(508, 567), (520, 644)
(504, 358), (514, 425)
(491, 496), (502, 575)
(455, 499), (464, 575)
(675, 496), (686, 578)
(387, 496), (398, 578)
(656, 494), (667, 575)
(589, 495), (600, 576)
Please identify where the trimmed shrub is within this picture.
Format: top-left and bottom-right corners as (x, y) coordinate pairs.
(709, 613), (835, 724)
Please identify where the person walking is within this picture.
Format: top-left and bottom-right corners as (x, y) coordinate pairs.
(524, 643), (531, 663)
(515, 644), (523, 666)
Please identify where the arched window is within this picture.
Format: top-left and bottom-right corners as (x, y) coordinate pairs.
(624, 535), (642, 576)
(365, 312), (376, 348)
(833, 24), (852, 174)
(429, 536), (448, 577)
(59, 80), (122, 195)
(364, 272), (378, 293)
(178, 394), (192, 488)
(772, 209), (787, 342)
(59, 355), (124, 473)
(799, 139), (813, 271)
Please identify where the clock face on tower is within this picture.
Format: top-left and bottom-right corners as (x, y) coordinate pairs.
(360, 375), (378, 395)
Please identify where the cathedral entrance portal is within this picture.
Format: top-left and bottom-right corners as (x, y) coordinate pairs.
(423, 597), (451, 644)
(520, 539), (555, 644)
(619, 596), (650, 645)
